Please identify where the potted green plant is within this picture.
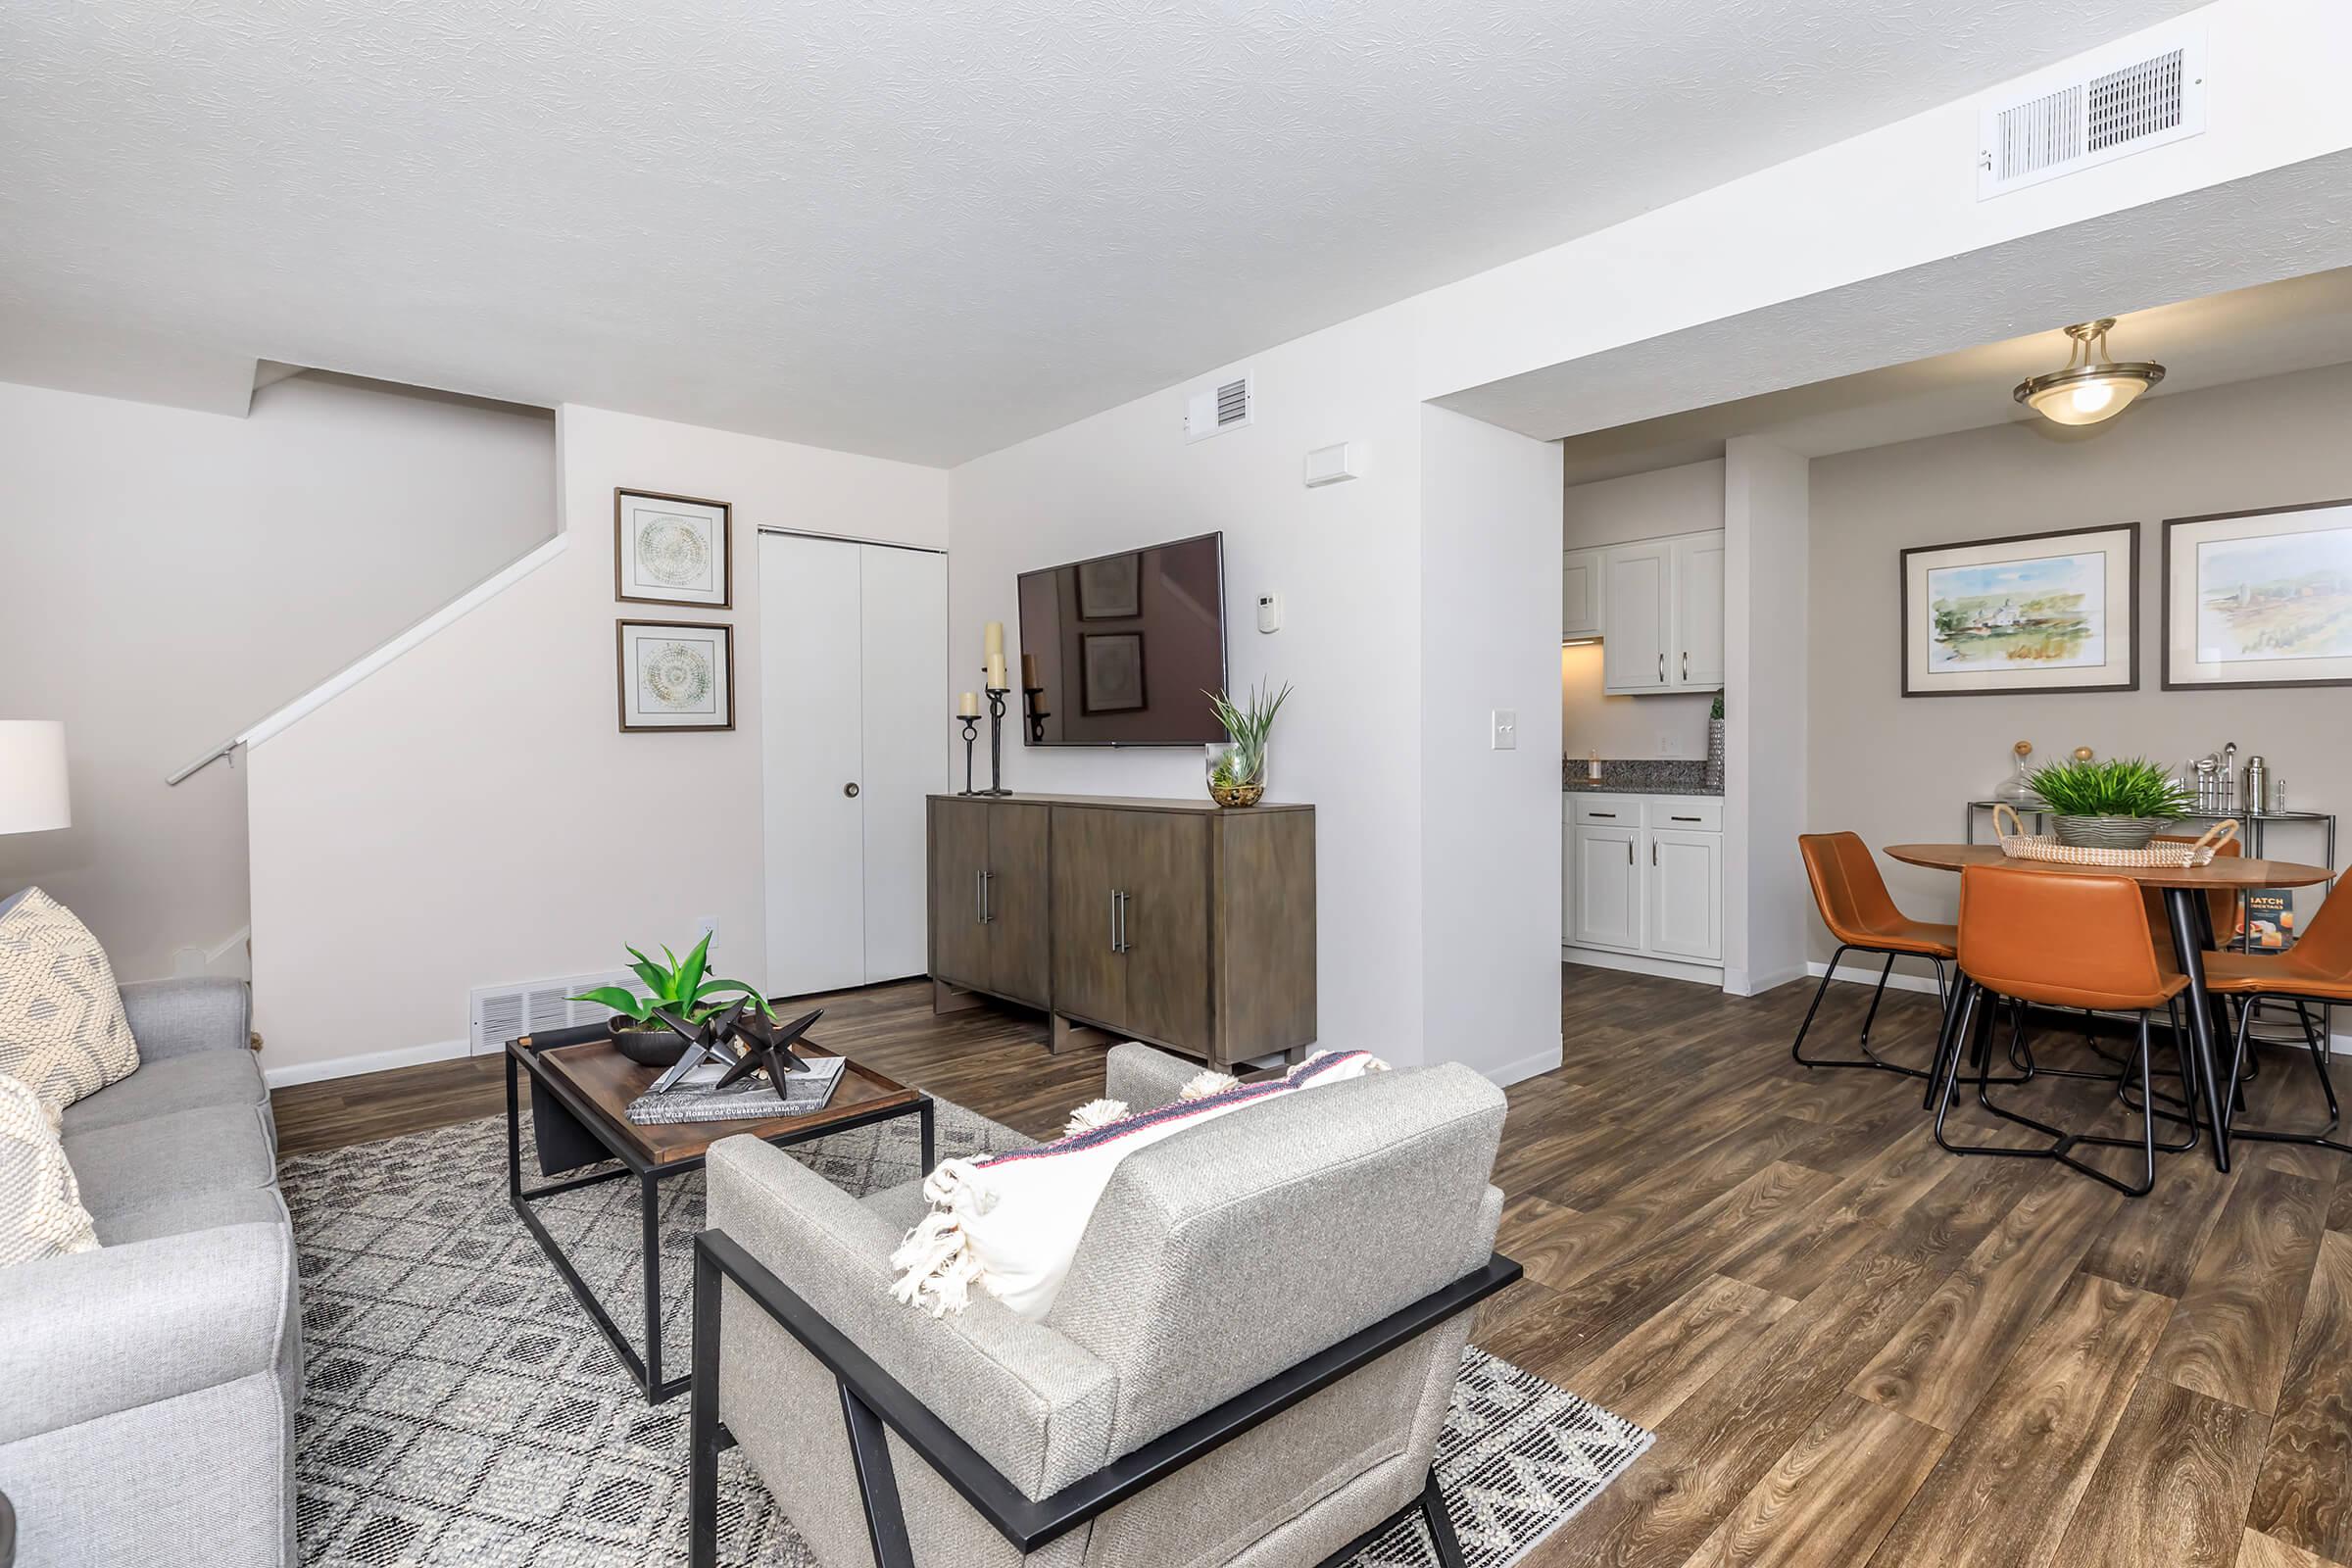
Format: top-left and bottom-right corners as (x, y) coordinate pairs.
(568, 932), (773, 1066)
(1203, 679), (1292, 808)
(2023, 756), (2190, 850)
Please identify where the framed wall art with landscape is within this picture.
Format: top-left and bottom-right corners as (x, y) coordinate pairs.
(2164, 499), (2352, 691)
(616, 619), (735, 732)
(1898, 522), (2139, 698)
(615, 488), (732, 609)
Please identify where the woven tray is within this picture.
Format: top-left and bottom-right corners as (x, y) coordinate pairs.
(1990, 803), (2238, 867)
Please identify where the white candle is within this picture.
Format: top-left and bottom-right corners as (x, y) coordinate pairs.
(985, 653), (1008, 690)
(1021, 653), (1040, 690)
(983, 621), (1005, 659)
(957, 691), (979, 717)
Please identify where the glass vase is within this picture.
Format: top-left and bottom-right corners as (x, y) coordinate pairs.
(1205, 743), (1266, 808)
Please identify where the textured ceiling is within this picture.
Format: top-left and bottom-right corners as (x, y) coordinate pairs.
(1, 0), (2204, 465)
(1552, 266), (2352, 484)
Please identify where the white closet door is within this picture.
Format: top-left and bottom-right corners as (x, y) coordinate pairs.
(761, 534), (867, 996)
(858, 545), (947, 983)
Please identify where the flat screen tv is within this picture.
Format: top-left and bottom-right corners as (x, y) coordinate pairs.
(1016, 532), (1227, 746)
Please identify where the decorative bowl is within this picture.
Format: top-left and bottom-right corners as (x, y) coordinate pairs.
(2051, 814), (2168, 851)
(1209, 780), (1266, 808)
(608, 1017), (689, 1066)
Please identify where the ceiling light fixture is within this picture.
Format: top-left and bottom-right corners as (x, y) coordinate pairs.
(2013, 318), (2166, 426)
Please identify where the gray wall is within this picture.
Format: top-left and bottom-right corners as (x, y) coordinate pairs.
(1807, 361), (2352, 970)
(0, 372), (556, 981)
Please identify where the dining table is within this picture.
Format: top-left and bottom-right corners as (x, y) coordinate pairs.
(1884, 842), (2336, 1173)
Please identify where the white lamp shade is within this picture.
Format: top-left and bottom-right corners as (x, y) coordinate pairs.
(0, 721), (71, 834)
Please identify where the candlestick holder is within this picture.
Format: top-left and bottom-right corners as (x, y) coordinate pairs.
(981, 687), (1012, 796)
(1022, 684), (1051, 746)
(956, 714), (982, 795)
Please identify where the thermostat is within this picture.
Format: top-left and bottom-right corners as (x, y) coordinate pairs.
(1256, 592), (1282, 634)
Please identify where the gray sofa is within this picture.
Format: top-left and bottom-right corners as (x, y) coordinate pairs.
(0, 978), (297, 1568)
(703, 1042), (1508, 1567)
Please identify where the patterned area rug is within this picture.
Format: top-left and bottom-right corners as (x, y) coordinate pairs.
(282, 1103), (1652, 1566)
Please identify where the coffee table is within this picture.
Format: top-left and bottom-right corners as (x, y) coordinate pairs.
(505, 1032), (932, 1403)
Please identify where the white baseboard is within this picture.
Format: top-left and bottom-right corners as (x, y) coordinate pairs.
(1725, 963), (1807, 998)
(1478, 1044), (1566, 1089)
(263, 1037), (471, 1089)
(1562, 945), (1724, 988)
(1805, 958), (1945, 998)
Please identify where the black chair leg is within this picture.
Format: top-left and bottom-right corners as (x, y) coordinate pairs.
(1792, 945), (1930, 1080)
(1420, 1469), (1468, 1568)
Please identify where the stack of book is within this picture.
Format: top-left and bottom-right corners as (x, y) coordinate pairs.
(626, 1054), (847, 1126)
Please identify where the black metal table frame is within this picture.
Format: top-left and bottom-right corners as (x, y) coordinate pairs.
(505, 1044), (934, 1404)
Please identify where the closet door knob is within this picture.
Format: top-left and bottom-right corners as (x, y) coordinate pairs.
(843, 782), (860, 798)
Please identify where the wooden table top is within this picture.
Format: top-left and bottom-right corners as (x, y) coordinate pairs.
(513, 1037), (923, 1165)
(1885, 842), (2336, 890)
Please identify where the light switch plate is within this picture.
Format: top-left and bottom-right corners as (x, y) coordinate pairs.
(1491, 709), (1518, 750)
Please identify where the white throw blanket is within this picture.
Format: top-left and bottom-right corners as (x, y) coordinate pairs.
(889, 1050), (1387, 1319)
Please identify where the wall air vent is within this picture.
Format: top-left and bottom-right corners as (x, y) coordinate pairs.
(1185, 373), (1252, 443)
(467, 967), (641, 1054)
(1979, 29), (2205, 200)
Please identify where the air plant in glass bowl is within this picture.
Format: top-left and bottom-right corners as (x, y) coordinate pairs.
(1203, 679), (1293, 808)
(568, 932), (774, 1066)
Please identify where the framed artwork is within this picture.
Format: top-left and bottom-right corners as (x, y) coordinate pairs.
(1899, 522), (2138, 698)
(1076, 552), (1141, 619)
(615, 489), (732, 609)
(616, 619), (735, 732)
(2163, 499), (2352, 691)
(1080, 631), (1147, 713)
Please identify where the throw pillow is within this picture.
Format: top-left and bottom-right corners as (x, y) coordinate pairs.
(890, 1049), (1387, 1320)
(0, 888), (138, 1110)
(0, 1072), (100, 1266)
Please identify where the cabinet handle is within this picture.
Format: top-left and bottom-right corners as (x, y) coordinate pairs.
(1119, 890), (1132, 953)
(1657, 653), (1665, 682)
(982, 870), (994, 923)
(1652, 841), (1658, 866)
(1590, 810), (1616, 818)
(1626, 842), (1634, 866)
(1672, 814), (1699, 822)
(1682, 651), (1688, 681)
(1109, 890), (1121, 954)
(976, 870), (986, 926)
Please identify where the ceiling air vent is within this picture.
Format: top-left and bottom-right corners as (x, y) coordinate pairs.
(1979, 29), (2205, 200)
(1185, 373), (1252, 443)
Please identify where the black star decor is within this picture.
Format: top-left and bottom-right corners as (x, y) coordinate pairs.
(642, 999), (749, 1095)
(712, 1007), (826, 1101)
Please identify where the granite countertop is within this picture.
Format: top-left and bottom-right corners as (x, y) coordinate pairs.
(1563, 779), (1723, 798)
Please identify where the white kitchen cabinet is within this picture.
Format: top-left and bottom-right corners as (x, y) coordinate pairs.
(1672, 532), (1725, 690)
(1600, 530), (1723, 696)
(1600, 543), (1670, 693)
(1563, 794), (1723, 973)
(1562, 547), (1604, 640)
(1571, 823), (1643, 952)
(1645, 828), (1723, 961)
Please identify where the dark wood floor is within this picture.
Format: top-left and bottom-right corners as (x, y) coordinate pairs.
(272, 967), (2352, 1568)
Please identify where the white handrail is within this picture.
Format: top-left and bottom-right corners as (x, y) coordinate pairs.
(166, 532), (569, 784)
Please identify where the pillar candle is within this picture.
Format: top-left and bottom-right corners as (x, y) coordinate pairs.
(1021, 653), (1040, 690)
(983, 621), (1005, 659)
(957, 691), (979, 717)
(985, 653), (1008, 690)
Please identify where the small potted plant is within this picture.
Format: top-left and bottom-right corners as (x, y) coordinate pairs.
(1203, 679), (1292, 808)
(569, 933), (773, 1066)
(2024, 756), (2190, 851)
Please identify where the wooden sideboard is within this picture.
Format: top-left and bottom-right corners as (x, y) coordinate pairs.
(926, 793), (1316, 1067)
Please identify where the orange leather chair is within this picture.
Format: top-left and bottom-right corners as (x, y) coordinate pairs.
(1936, 863), (2192, 1197)
(1792, 833), (1958, 1081)
(2203, 871), (2352, 1157)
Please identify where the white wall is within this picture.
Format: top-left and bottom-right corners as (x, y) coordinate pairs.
(1807, 363), (2352, 978)
(0, 373), (555, 982)
(1723, 437), (1811, 996)
(949, 307), (1437, 1063)
(246, 404), (948, 1080)
(1420, 406), (1565, 1084)
(1561, 460), (1723, 760)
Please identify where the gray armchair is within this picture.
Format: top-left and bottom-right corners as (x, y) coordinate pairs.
(694, 1042), (1514, 1568)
